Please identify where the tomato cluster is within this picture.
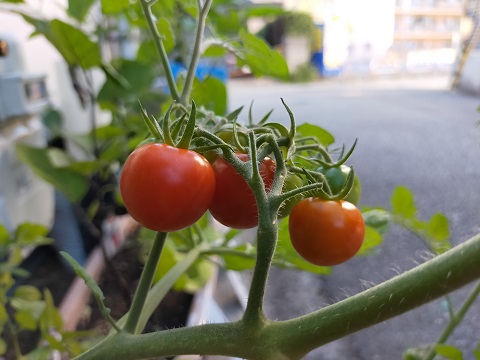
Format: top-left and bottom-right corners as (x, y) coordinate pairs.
(120, 137), (365, 266)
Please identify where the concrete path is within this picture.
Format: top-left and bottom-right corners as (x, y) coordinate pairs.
(228, 76), (480, 359)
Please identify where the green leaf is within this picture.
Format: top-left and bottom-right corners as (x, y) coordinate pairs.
(42, 108), (63, 135)
(16, 144), (88, 202)
(0, 338), (6, 356)
(203, 43), (227, 57)
(425, 213), (451, 254)
(60, 252), (112, 322)
(15, 310), (38, 331)
(15, 223), (51, 245)
(391, 186), (417, 219)
(0, 304), (8, 328)
(49, 19), (101, 68)
(362, 208), (390, 235)
(26, 346), (52, 360)
(10, 298), (45, 320)
(14, 285), (42, 301)
(221, 244), (256, 271)
(67, 0), (96, 22)
(296, 123), (335, 146)
(358, 226), (383, 255)
(191, 76), (227, 115)
(157, 18), (175, 53)
(474, 349), (480, 360)
(434, 344), (464, 360)
(136, 40), (158, 65)
(101, 0), (129, 14)
(426, 213), (450, 242)
(236, 30), (289, 80)
(97, 60), (155, 106)
(0, 225), (10, 246)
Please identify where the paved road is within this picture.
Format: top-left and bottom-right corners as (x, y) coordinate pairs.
(228, 76), (480, 359)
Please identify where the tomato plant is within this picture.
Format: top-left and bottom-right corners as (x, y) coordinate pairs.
(288, 198), (365, 266)
(209, 153), (276, 229)
(120, 143), (215, 232)
(278, 173), (304, 218)
(317, 165), (362, 205)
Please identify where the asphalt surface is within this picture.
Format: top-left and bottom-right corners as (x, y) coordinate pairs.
(228, 75), (480, 360)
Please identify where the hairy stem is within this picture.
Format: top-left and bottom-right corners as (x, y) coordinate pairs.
(268, 233), (480, 359)
(124, 231), (167, 334)
(424, 281), (480, 360)
(180, 0), (213, 105)
(139, 0), (180, 101)
(74, 233), (480, 360)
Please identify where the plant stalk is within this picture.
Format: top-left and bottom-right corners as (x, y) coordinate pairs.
(423, 281), (480, 360)
(139, 0), (181, 101)
(123, 231), (167, 334)
(180, 0), (213, 105)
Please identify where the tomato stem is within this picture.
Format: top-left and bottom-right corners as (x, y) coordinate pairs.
(139, 0), (180, 102)
(124, 231), (167, 334)
(179, 0), (213, 106)
(423, 280), (480, 360)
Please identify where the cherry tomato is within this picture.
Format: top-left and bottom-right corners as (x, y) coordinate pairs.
(120, 143), (215, 232)
(209, 153), (276, 229)
(278, 173), (304, 218)
(288, 198), (365, 266)
(317, 165), (362, 205)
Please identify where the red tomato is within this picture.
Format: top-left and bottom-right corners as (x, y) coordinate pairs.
(288, 198), (365, 266)
(120, 143), (215, 232)
(209, 153), (276, 229)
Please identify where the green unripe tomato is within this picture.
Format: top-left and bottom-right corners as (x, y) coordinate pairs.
(203, 126), (249, 163)
(318, 165), (362, 205)
(278, 173), (305, 218)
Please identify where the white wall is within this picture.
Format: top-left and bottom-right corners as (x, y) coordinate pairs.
(0, 0), (110, 135)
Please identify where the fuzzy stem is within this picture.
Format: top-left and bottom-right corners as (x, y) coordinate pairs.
(74, 232), (480, 360)
(180, 0), (213, 105)
(423, 281), (480, 360)
(123, 231), (167, 334)
(139, 0), (180, 101)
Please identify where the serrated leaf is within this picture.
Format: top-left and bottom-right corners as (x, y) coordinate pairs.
(101, 0), (129, 14)
(296, 123), (335, 146)
(68, 0), (96, 22)
(60, 252), (110, 321)
(391, 186), (416, 219)
(434, 344), (464, 360)
(14, 285), (42, 301)
(358, 226), (383, 255)
(235, 30), (289, 80)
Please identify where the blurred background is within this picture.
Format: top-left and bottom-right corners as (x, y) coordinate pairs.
(0, 0), (479, 359)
